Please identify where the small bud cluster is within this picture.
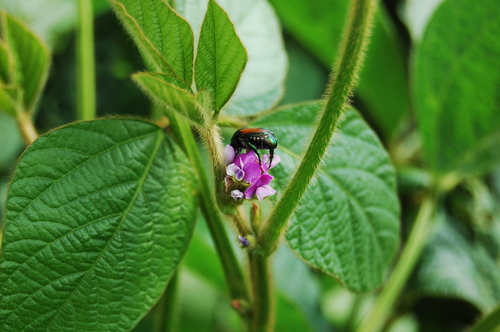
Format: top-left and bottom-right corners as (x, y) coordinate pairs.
(224, 145), (280, 201)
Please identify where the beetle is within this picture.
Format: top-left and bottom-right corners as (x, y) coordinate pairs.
(230, 128), (278, 168)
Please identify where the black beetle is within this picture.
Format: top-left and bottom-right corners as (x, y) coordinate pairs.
(230, 128), (278, 167)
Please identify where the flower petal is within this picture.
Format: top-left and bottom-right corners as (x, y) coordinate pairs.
(244, 174), (274, 199)
(262, 154), (281, 170)
(225, 145), (236, 164)
(255, 185), (277, 201)
(235, 169), (245, 181)
(226, 163), (240, 177)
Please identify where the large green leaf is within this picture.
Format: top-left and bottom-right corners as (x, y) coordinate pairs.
(416, 215), (500, 312)
(0, 12), (50, 115)
(110, 0), (194, 84)
(268, 0), (409, 141)
(194, 0), (247, 112)
(174, 0), (287, 116)
(0, 119), (197, 331)
(252, 102), (400, 292)
(413, 0), (500, 178)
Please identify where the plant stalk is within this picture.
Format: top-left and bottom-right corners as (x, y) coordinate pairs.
(17, 111), (38, 145)
(169, 114), (250, 311)
(249, 250), (272, 332)
(77, 0), (96, 120)
(356, 193), (436, 332)
(259, 0), (378, 255)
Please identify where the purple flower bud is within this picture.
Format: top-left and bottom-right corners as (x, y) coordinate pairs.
(238, 236), (251, 247)
(231, 190), (244, 201)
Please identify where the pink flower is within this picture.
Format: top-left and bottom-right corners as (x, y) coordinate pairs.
(244, 174), (277, 200)
(224, 145), (280, 201)
(226, 150), (261, 183)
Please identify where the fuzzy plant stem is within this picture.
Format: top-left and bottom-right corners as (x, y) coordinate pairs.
(249, 251), (272, 332)
(356, 193), (436, 332)
(259, 0), (378, 255)
(169, 114), (251, 312)
(77, 0), (96, 120)
(17, 111), (38, 145)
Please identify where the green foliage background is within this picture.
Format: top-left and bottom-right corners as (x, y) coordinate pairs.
(0, 0), (500, 331)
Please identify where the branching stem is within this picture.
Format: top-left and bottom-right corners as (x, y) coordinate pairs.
(259, 0), (378, 255)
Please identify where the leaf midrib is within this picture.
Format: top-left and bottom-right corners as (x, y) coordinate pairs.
(41, 130), (164, 332)
(4, 130), (157, 234)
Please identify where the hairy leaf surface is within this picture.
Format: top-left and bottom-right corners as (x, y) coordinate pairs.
(133, 72), (209, 127)
(194, 0), (247, 112)
(0, 119), (197, 331)
(253, 102), (400, 292)
(175, 0), (287, 116)
(111, 0), (194, 84)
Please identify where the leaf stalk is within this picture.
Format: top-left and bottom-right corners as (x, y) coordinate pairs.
(356, 193), (436, 332)
(17, 111), (38, 145)
(259, 0), (378, 255)
(169, 113), (251, 309)
(249, 250), (272, 332)
(77, 0), (96, 120)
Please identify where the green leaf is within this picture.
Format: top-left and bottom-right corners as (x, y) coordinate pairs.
(268, 0), (409, 141)
(253, 101), (400, 292)
(175, 0), (287, 116)
(110, 0), (194, 84)
(0, 41), (12, 83)
(416, 215), (500, 312)
(0, 111), (23, 172)
(0, 119), (197, 331)
(275, 295), (314, 332)
(413, 0), (500, 178)
(0, 85), (20, 117)
(194, 0), (247, 113)
(1, 12), (50, 114)
(133, 72), (210, 127)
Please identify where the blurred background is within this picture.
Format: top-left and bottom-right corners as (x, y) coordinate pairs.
(1, 0), (499, 331)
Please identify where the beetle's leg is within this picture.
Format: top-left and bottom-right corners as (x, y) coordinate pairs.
(247, 142), (262, 165)
(268, 149), (274, 169)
